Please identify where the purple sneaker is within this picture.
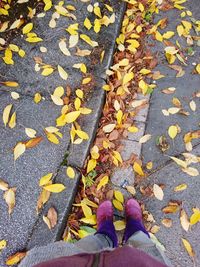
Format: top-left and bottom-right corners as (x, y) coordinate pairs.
(123, 199), (149, 244)
(96, 200), (118, 247)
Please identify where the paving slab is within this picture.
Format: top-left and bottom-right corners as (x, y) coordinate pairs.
(138, 144), (200, 267)
(0, 1), (126, 266)
(142, 0), (200, 170)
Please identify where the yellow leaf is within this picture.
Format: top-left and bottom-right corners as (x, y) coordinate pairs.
(3, 104), (12, 126)
(82, 77), (91, 84)
(81, 203), (92, 218)
(155, 31), (163, 42)
(14, 142), (26, 161)
(114, 220), (126, 231)
(22, 23), (33, 34)
(190, 209), (200, 225)
(76, 130), (89, 140)
(65, 111), (81, 123)
(182, 238), (195, 257)
(6, 252), (27, 266)
(66, 166), (75, 179)
(174, 183), (187, 192)
(44, 183), (66, 193)
(84, 17), (92, 30)
(177, 24), (184, 36)
(163, 31), (175, 39)
(46, 132), (59, 144)
(8, 112), (16, 129)
(41, 67), (54, 76)
(18, 49), (26, 57)
(97, 175), (109, 191)
(112, 199), (123, 211)
(133, 162), (144, 176)
(153, 184), (164, 201)
(170, 156), (187, 169)
(58, 65), (68, 80)
(34, 93), (42, 104)
(0, 240), (7, 250)
(139, 80), (148, 94)
(80, 215), (96, 225)
(1, 81), (19, 87)
(26, 36), (43, 43)
(196, 64), (200, 74)
(80, 34), (98, 47)
(114, 190), (124, 203)
(76, 89), (84, 99)
(94, 19), (101, 33)
(9, 44), (19, 52)
(53, 86), (64, 97)
(122, 72), (134, 85)
(168, 125), (178, 139)
(94, 6), (102, 18)
(128, 126), (139, 133)
(87, 159), (96, 173)
(39, 173), (53, 186)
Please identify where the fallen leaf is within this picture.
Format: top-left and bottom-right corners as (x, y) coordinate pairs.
(14, 143), (26, 161)
(25, 128), (37, 138)
(114, 220), (126, 231)
(44, 184), (66, 193)
(182, 238), (195, 257)
(3, 188), (16, 214)
(112, 199), (123, 211)
(58, 65), (68, 80)
(114, 190), (124, 203)
(168, 125), (178, 139)
(153, 184), (164, 200)
(39, 173), (53, 186)
(190, 208), (200, 225)
(174, 183), (187, 192)
(3, 104), (12, 126)
(47, 207), (57, 228)
(161, 218), (172, 228)
(97, 175), (109, 191)
(6, 252), (27, 266)
(0, 240), (7, 250)
(139, 134), (151, 144)
(103, 124), (116, 133)
(66, 166), (75, 179)
(180, 209), (190, 231)
(133, 162), (144, 176)
(24, 136), (43, 148)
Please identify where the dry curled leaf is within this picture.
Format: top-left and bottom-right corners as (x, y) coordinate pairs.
(3, 188), (16, 215)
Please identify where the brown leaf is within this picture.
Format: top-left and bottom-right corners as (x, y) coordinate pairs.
(24, 136), (43, 148)
(47, 207), (58, 229)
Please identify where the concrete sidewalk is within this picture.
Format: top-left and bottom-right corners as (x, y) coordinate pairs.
(0, 1), (125, 266)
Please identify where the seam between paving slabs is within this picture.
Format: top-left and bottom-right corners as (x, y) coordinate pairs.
(26, 2), (127, 251)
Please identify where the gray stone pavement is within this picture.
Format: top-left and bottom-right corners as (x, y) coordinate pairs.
(0, 1), (125, 266)
(111, 1), (200, 266)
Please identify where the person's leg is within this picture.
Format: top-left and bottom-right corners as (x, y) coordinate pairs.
(75, 200), (118, 252)
(123, 199), (172, 266)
